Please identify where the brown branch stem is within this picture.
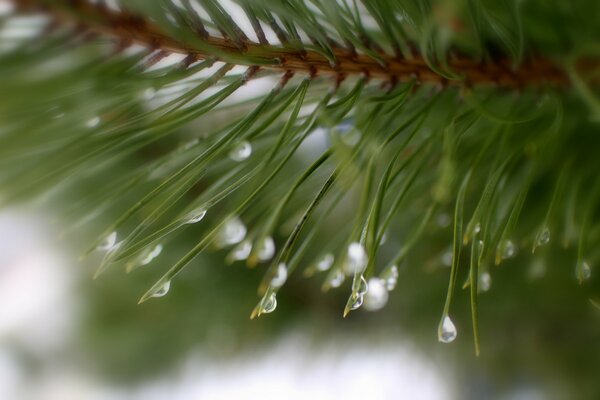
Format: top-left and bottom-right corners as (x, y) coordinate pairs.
(15, 0), (579, 88)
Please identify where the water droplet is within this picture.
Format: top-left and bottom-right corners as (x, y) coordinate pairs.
(536, 227), (550, 246)
(229, 141), (252, 162)
(256, 236), (275, 261)
(316, 253), (334, 272)
(86, 116), (100, 128)
(97, 232), (117, 251)
(344, 242), (368, 275)
(437, 213), (451, 228)
(379, 233), (388, 246)
(185, 208), (207, 224)
(261, 293), (277, 314)
(142, 87), (156, 100)
(216, 217), (247, 247)
(357, 275), (369, 296)
(363, 278), (389, 311)
(473, 222), (481, 234)
(227, 240), (252, 262)
(139, 244), (163, 266)
(479, 271), (491, 292)
(441, 248), (453, 267)
(349, 293), (364, 310)
(385, 265), (399, 291)
(501, 239), (516, 259)
(151, 280), (171, 298)
(270, 263), (288, 288)
(438, 315), (457, 343)
(328, 270), (345, 288)
(577, 260), (591, 282)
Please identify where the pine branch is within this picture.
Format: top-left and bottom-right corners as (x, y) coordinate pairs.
(14, 0), (579, 87)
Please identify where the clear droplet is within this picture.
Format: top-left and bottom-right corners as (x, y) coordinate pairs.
(216, 217), (247, 247)
(438, 315), (457, 343)
(536, 227), (550, 246)
(256, 236), (275, 261)
(86, 116), (100, 128)
(441, 248), (453, 267)
(270, 263), (288, 288)
(385, 265), (399, 291)
(151, 280), (171, 298)
(473, 222), (481, 234)
(328, 270), (344, 288)
(436, 213), (451, 228)
(343, 242), (368, 276)
(577, 260), (591, 282)
(379, 232), (388, 246)
(501, 239), (516, 259)
(479, 271), (491, 292)
(137, 243), (163, 266)
(97, 232), (117, 251)
(316, 253), (334, 272)
(364, 278), (389, 311)
(185, 208), (207, 224)
(142, 87), (156, 100)
(357, 275), (369, 296)
(349, 293), (364, 310)
(261, 293), (277, 314)
(227, 240), (252, 262)
(229, 141), (252, 162)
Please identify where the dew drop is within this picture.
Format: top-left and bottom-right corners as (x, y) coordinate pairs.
(501, 239), (516, 259)
(86, 116), (101, 128)
(357, 275), (369, 296)
(438, 315), (457, 343)
(328, 270), (345, 288)
(441, 248), (453, 267)
(379, 232), (388, 246)
(349, 293), (364, 310)
(261, 293), (277, 314)
(577, 260), (591, 282)
(256, 236), (275, 261)
(229, 141), (252, 162)
(270, 263), (288, 288)
(185, 208), (207, 224)
(363, 278), (389, 311)
(316, 253), (334, 272)
(139, 244), (163, 266)
(344, 242), (368, 275)
(151, 280), (171, 298)
(228, 240), (252, 262)
(387, 266), (400, 291)
(473, 222), (481, 234)
(479, 271), (491, 292)
(216, 217), (247, 247)
(536, 227), (550, 246)
(97, 232), (117, 251)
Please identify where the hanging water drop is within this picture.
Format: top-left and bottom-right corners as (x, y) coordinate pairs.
(261, 293), (277, 314)
(270, 263), (288, 288)
(328, 270), (344, 288)
(479, 271), (491, 292)
(349, 293), (364, 310)
(343, 242), (368, 275)
(185, 208), (207, 224)
(227, 240), (252, 262)
(216, 217), (247, 247)
(438, 315), (457, 343)
(577, 260), (591, 282)
(536, 227), (550, 246)
(385, 265), (399, 291)
(363, 278), (389, 311)
(501, 239), (516, 259)
(139, 243), (163, 266)
(97, 232), (117, 251)
(316, 253), (334, 271)
(473, 222), (481, 234)
(229, 141), (252, 162)
(256, 236), (275, 261)
(86, 116), (100, 128)
(151, 280), (171, 298)
(357, 275), (369, 296)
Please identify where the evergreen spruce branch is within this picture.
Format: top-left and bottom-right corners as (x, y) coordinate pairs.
(13, 0), (583, 87)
